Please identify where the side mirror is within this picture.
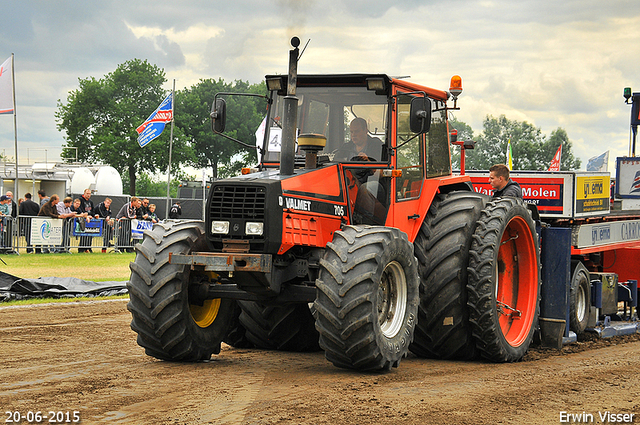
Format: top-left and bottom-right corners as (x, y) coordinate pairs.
(210, 98), (226, 133)
(410, 97), (431, 134)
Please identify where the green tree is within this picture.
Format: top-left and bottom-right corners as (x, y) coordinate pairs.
(466, 115), (544, 170)
(176, 79), (267, 179)
(465, 115), (580, 171)
(542, 128), (581, 170)
(448, 117), (475, 170)
(56, 59), (192, 195)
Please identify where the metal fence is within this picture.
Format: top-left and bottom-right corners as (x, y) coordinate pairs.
(2, 216), (148, 254)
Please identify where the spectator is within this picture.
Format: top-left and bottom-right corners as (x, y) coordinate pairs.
(6, 191), (17, 218)
(70, 198), (89, 249)
(72, 198), (83, 215)
(56, 197), (78, 253)
(0, 195), (10, 217)
(94, 198), (113, 253)
(38, 189), (49, 206)
(38, 194), (60, 218)
(489, 164), (523, 198)
(19, 193), (40, 253)
(78, 189), (95, 253)
(169, 201), (182, 219)
(146, 203), (159, 223)
(0, 195), (11, 250)
(138, 198), (151, 220)
(38, 194), (61, 254)
(20, 193), (40, 215)
(56, 197), (78, 219)
(116, 197), (140, 220)
(116, 197), (140, 252)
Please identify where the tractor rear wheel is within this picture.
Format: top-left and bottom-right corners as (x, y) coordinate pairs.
(467, 198), (540, 362)
(411, 191), (487, 360)
(127, 220), (234, 361)
(222, 301), (255, 349)
(237, 301), (320, 351)
(315, 226), (419, 371)
(569, 261), (591, 335)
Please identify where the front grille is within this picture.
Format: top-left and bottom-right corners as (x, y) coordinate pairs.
(210, 185), (266, 220)
(209, 184), (268, 252)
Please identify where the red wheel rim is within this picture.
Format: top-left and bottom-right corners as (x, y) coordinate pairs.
(496, 215), (538, 347)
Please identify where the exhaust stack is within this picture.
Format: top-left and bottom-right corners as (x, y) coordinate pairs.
(280, 37), (300, 176)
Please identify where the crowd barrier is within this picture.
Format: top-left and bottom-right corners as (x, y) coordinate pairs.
(0, 216), (156, 254)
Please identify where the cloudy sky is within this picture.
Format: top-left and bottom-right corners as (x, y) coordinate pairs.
(1, 0), (639, 172)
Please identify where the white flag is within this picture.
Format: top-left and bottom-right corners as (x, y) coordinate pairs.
(586, 151), (609, 172)
(0, 56), (14, 115)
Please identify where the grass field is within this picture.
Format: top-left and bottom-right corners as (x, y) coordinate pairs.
(0, 252), (136, 282)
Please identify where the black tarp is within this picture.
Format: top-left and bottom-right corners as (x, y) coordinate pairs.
(0, 271), (128, 301)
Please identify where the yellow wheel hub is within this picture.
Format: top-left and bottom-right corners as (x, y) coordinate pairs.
(190, 299), (221, 328)
(189, 271), (221, 328)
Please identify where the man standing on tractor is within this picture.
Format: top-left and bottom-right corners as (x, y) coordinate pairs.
(489, 164), (522, 198)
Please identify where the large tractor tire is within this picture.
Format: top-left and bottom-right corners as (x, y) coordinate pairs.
(315, 226), (419, 371)
(127, 220), (235, 361)
(569, 261), (591, 335)
(222, 301), (255, 349)
(467, 198), (541, 362)
(411, 191), (488, 360)
(237, 301), (321, 352)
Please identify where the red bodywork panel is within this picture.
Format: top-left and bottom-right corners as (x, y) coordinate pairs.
(602, 247), (640, 287)
(390, 175), (472, 242)
(279, 165), (346, 255)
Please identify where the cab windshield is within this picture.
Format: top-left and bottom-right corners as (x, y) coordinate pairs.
(262, 86), (388, 163)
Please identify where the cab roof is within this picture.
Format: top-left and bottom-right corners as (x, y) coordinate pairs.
(264, 73), (449, 102)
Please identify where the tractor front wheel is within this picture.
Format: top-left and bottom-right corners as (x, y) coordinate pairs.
(127, 220), (234, 361)
(315, 226), (419, 371)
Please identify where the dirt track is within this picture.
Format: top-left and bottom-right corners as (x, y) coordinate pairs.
(1, 300), (639, 425)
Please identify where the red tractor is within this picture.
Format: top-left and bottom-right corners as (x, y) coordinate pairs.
(127, 38), (541, 370)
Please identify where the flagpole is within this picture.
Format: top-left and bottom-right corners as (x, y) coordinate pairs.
(11, 53), (18, 216)
(165, 79), (175, 219)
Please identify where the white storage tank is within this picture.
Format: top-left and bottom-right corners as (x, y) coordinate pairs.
(94, 166), (123, 195)
(70, 167), (95, 194)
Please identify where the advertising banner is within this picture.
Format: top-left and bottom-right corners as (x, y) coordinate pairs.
(72, 218), (103, 237)
(131, 219), (153, 239)
(468, 173), (568, 217)
(30, 218), (63, 245)
(467, 171), (610, 219)
(575, 175), (609, 214)
(616, 157), (640, 198)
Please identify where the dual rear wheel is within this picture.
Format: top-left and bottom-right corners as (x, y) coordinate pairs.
(466, 198), (541, 362)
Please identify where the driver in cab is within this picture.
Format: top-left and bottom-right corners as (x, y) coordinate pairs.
(336, 118), (389, 225)
(335, 118), (385, 162)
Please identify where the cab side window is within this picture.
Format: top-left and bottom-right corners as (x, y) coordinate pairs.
(396, 94), (424, 201)
(426, 109), (451, 178)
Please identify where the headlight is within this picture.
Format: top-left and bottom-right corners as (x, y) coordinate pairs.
(211, 221), (229, 234)
(245, 222), (264, 236)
